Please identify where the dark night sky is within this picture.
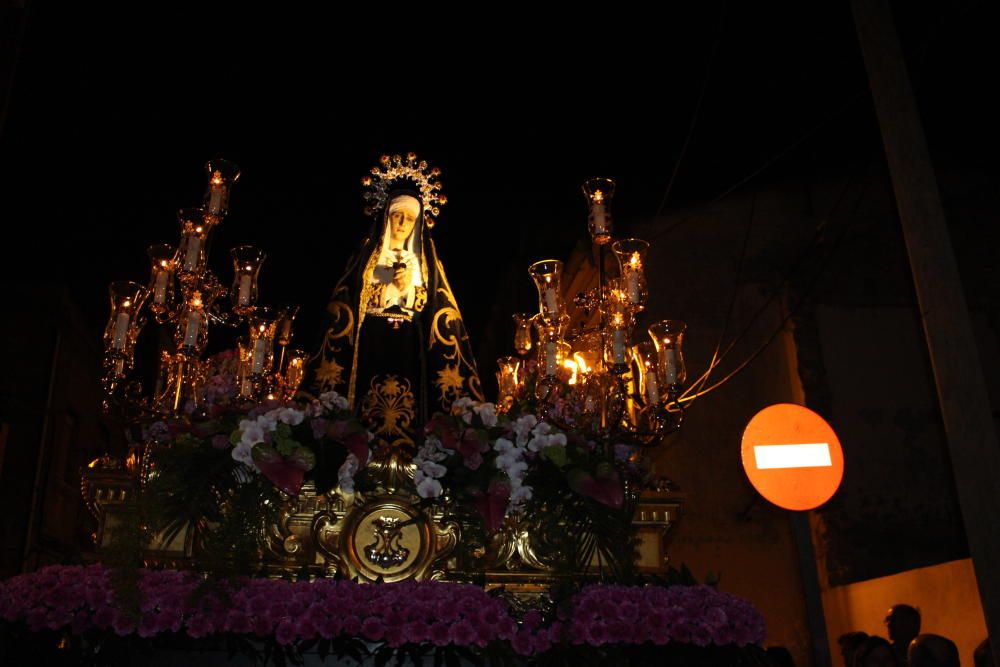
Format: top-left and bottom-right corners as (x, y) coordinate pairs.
(0, 3), (994, 366)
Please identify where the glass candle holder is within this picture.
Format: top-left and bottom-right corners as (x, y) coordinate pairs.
(603, 285), (633, 369)
(147, 244), (176, 315)
(528, 259), (563, 325)
(611, 238), (649, 310)
(230, 245), (266, 315)
(176, 208), (216, 280)
(283, 348), (308, 398)
(275, 305), (300, 347)
(104, 280), (148, 361)
(174, 291), (209, 356)
(496, 356), (521, 413)
(582, 177), (615, 245)
(248, 306), (280, 376)
(203, 158), (240, 219)
(648, 320), (687, 389)
(568, 331), (600, 376)
(632, 341), (662, 407)
(534, 318), (564, 378)
(236, 336), (254, 400)
(512, 313), (535, 356)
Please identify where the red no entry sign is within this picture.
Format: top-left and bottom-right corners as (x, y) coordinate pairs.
(741, 403), (844, 511)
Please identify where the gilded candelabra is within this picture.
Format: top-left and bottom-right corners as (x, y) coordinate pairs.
(100, 159), (307, 418)
(498, 178), (687, 448)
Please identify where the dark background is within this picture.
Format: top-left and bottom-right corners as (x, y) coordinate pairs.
(1, 2), (963, 353)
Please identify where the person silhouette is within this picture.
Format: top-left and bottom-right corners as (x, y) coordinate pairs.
(885, 604), (921, 665)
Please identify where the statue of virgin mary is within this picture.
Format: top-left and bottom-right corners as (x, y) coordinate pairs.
(310, 154), (483, 448)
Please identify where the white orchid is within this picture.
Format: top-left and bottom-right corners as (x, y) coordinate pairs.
(493, 437), (515, 454)
(513, 414), (538, 447)
(420, 460), (448, 479)
(319, 391), (350, 411)
(275, 407), (304, 426)
(415, 475), (443, 499)
(231, 441), (255, 467)
(337, 453), (359, 494)
(239, 420), (266, 448)
(473, 402), (498, 427)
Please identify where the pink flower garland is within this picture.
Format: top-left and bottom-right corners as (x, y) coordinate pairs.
(0, 566), (765, 655)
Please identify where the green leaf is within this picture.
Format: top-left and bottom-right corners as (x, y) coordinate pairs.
(275, 436), (299, 457)
(540, 444), (568, 467)
(229, 429), (242, 446)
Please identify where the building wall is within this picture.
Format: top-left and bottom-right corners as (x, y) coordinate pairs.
(821, 559), (987, 667)
(0, 284), (117, 577)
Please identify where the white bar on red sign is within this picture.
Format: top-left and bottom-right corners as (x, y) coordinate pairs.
(753, 443), (832, 470)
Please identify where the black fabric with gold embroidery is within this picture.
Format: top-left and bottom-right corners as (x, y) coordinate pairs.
(308, 185), (483, 449)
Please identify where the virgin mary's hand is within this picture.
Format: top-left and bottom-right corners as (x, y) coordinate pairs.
(392, 264), (413, 292)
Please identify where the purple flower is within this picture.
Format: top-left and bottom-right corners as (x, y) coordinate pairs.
(274, 619), (296, 646)
(361, 616), (385, 641)
(429, 621), (451, 647)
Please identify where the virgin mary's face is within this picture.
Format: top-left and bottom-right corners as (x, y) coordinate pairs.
(386, 195), (420, 248)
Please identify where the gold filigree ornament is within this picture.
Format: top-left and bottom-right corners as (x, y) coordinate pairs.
(361, 153), (447, 228)
(360, 375), (416, 447)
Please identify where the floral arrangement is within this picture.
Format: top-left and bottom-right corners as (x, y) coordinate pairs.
(145, 350), (373, 498)
(0, 565), (766, 662)
(413, 395), (647, 576)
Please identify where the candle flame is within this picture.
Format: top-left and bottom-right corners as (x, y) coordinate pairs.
(630, 252), (641, 268)
(612, 313), (625, 327)
(160, 259), (169, 268)
(122, 299), (131, 308)
(191, 291), (203, 308)
(195, 225), (204, 234)
(211, 170), (224, 186)
(563, 359), (579, 385)
(592, 189), (604, 203)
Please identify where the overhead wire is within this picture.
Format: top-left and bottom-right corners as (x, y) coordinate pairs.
(678, 174), (871, 404)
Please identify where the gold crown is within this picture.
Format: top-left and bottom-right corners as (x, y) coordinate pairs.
(361, 153), (447, 229)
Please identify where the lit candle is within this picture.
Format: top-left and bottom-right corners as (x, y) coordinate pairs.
(252, 337), (268, 374)
(183, 310), (201, 348)
(237, 274), (252, 307)
(645, 371), (660, 405)
(112, 312), (130, 350)
(544, 287), (558, 315)
(663, 349), (678, 385)
(591, 202), (608, 236)
(626, 271), (641, 304)
(278, 318), (293, 343)
(545, 341), (558, 376)
(153, 271), (169, 304)
(183, 235), (201, 272)
(612, 329), (626, 365)
(208, 185), (224, 216)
